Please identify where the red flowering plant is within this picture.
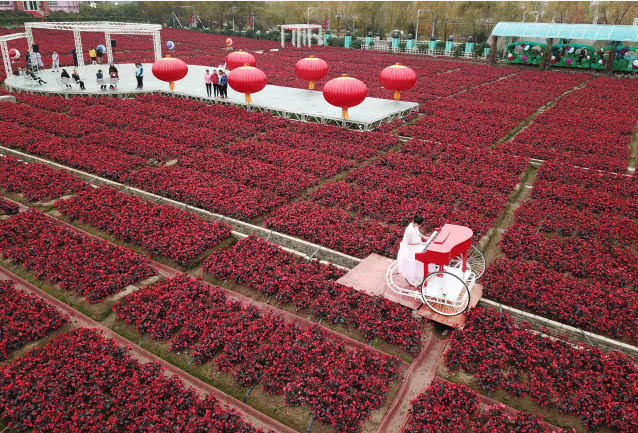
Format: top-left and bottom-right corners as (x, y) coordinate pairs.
(0, 210), (155, 303)
(0, 196), (19, 215)
(202, 235), (423, 354)
(445, 307), (638, 433)
(0, 280), (67, 361)
(56, 186), (232, 267)
(114, 275), (401, 433)
(0, 155), (88, 203)
(0, 327), (269, 433)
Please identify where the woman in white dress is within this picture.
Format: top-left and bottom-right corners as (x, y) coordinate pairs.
(397, 214), (427, 287)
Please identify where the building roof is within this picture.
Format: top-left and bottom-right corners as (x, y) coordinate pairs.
(491, 22), (638, 42)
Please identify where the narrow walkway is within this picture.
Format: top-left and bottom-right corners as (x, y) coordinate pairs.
(0, 265), (299, 433)
(376, 332), (448, 433)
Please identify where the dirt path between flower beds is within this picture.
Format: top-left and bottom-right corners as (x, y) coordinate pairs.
(0, 265), (299, 433)
(375, 331), (449, 433)
(628, 119), (638, 174)
(481, 164), (538, 266)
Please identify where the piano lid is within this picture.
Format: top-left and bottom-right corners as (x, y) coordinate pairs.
(427, 224), (473, 255)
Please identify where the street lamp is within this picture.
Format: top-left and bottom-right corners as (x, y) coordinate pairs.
(415, 9), (425, 43)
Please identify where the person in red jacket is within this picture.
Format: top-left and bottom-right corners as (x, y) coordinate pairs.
(211, 68), (219, 98)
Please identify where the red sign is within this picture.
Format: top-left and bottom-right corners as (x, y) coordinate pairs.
(246, 16), (254, 26)
(322, 19), (329, 30)
(189, 14), (195, 23)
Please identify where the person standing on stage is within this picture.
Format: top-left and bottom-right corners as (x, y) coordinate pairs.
(51, 50), (60, 71)
(204, 69), (213, 97)
(71, 48), (78, 67)
(219, 70), (228, 98)
(88, 47), (97, 64)
(96, 46), (104, 64)
(211, 68), (219, 98)
(135, 63), (144, 89)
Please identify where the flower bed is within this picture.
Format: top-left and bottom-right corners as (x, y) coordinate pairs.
(398, 70), (588, 146)
(56, 186), (232, 267)
(265, 201), (402, 258)
(444, 308), (638, 433)
(503, 77), (637, 172)
(126, 165), (284, 221)
(484, 258), (638, 343)
(180, 148), (319, 198)
(500, 223), (637, 289)
(488, 161), (637, 341)
(225, 140), (354, 178)
(0, 155), (88, 203)
(114, 275), (401, 433)
(0, 210), (154, 303)
(0, 280), (67, 361)
(202, 235), (423, 355)
(0, 327), (267, 433)
(403, 379), (550, 433)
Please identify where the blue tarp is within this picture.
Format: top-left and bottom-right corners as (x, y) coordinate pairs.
(491, 22), (638, 42)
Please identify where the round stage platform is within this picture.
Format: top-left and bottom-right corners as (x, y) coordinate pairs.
(4, 63), (419, 130)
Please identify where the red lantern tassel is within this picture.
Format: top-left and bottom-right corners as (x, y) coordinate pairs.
(169, 81), (175, 92)
(394, 90), (400, 100)
(245, 93), (252, 103)
(309, 81), (314, 90)
(342, 108), (348, 119)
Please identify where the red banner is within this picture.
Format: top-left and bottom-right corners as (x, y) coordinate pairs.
(246, 16), (254, 26)
(322, 19), (329, 30)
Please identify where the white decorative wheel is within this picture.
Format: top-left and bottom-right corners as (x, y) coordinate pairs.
(449, 245), (486, 279)
(420, 269), (470, 316)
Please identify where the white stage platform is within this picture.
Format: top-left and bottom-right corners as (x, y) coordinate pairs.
(4, 63), (418, 130)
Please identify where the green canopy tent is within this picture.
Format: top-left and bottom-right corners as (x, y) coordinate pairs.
(490, 22), (638, 72)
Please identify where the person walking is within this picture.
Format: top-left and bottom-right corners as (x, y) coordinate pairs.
(219, 70), (228, 98)
(51, 50), (60, 71)
(135, 63), (144, 89)
(204, 69), (213, 97)
(212, 68), (219, 98)
(88, 47), (97, 64)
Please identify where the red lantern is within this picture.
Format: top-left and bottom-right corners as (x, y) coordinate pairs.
(228, 65), (267, 103)
(295, 56), (328, 90)
(226, 38), (233, 48)
(379, 63), (417, 100)
(8, 48), (19, 60)
(152, 56), (188, 92)
(322, 74), (368, 119)
(226, 50), (256, 71)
